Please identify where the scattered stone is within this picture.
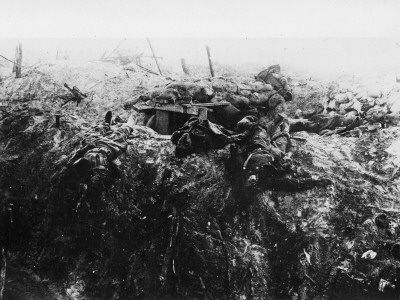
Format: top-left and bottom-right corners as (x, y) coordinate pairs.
(361, 250), (377, 259)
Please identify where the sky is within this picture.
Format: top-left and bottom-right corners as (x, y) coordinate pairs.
(0, 0), (399, 38)
(0, 0), (400, 79)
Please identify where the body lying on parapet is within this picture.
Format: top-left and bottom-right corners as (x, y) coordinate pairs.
(289, 108), (400, 136)
(45, 111), (141, 230)
(289, 114), (363, 136)
(170, 107), (329, 191)
(255, 64), (293, 102)
(171, 117), (251, 157)
(48, 111), (141, 205)
(125, 64), (293, 130)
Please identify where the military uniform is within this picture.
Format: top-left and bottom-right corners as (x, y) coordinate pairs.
(365, 105), (388, 124)
(44, 114), (136, 229)
(297, 114), (363, 135)
(236, 112), (292, 187)
(238, 112), (290, 155)
(255, 64), (293, 102)
(267, 116), (290, 153)
(68, 122), (133, 178)
(171, 118), (248, 157)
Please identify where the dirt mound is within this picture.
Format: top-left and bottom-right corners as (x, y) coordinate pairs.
(1, 61), (400, 299)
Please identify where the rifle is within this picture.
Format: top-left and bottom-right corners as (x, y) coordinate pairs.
(59, 83), (88, 107)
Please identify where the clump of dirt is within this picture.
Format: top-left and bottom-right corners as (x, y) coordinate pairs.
(1, 61), (400, 299)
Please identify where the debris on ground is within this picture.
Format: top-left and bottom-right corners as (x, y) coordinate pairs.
(1, 60), (400, 299)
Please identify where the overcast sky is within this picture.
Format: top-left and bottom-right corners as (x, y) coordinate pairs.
(1, 0), (399, 38)
(1, 0), (400, 79)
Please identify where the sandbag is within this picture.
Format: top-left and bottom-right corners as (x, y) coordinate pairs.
(386, 92), (400, 113)
(328, 100), (337, 110)
(251, 82), (274, 93)
(167, 82), (214, 103)
(302, 102), (325, 118)
(387, 113), (400, 126)
(335, 93), (349, 104)
(346, 92), (354, 101)
(390, 100), (400, 114)
(365, 105), (388, 124)
(368, 89), (382, 99)
(255, 65), (293, 101)
(156, 89), (180, 103)
(211, 79), (238, 93)
(361, 103), (374, 112)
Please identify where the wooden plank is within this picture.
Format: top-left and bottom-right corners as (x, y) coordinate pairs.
(191, 102), (230, 107)
(135, 103), (227, 116)
(198, 107), (208, 120)
(155, 110), (170, 135)
(155, 104), (200, 115)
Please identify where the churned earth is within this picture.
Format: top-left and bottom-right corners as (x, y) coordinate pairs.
(1, 60), (400, 299)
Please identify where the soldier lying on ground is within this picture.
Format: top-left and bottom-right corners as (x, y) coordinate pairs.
(171, 117), (251, 157)
(135, 82), (214, 105)
(170, 113), (297, 188)
(365, 105), (389, 126)
(67, 111), (135, 180)
(170, 115), (328, 191)
(358, 104), (400, 128)
(45, 111), (138, 230)
(171, 92), (289, 158)
(289, 114), (363, 135)
(235, 112), (292, 187)
(227, 111), (330, 191)
(213, 89), (288, 130)
(237, 113), (290, 153)
(255, 64), (293, 102)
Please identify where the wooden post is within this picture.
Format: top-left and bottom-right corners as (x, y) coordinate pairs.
(12, 47), (18, 73)
(146, 38), (163, 76)
(198, 107), (208, 120)
(155, 110), (170, 134)
(181, 58), (190, 75)
(206, 46), (215, 78)
(15, 44), (22, 78)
